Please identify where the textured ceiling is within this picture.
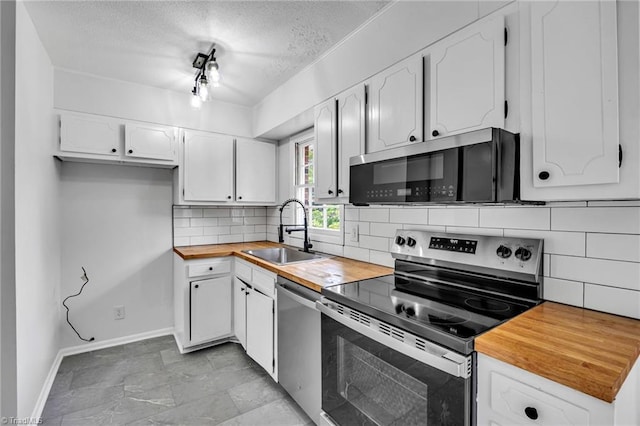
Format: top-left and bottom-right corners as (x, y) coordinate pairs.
(24, 1), (389, 106)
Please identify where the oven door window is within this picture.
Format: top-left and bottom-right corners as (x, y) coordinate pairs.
(322, 315), (471, 426)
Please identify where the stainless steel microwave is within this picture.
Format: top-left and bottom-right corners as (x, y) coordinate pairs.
(349, 128), (520, 205)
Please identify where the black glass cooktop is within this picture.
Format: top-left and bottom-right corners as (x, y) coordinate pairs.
(322, 274), (537, 355)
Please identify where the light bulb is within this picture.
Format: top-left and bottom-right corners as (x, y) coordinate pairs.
(190, 86), (201, 108)
(198, 75), (209, 101)
(206, 61), (221, 83)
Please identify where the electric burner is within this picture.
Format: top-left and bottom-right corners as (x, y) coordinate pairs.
(322, 231), (543, 355)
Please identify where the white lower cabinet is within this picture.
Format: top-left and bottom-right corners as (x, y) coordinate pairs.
(173, 255), (233, 352)
(477, 353), (639, 426)
(234, 258), (278, 381)
(246, 285), (274, 375)
(233, 277), (247, 349)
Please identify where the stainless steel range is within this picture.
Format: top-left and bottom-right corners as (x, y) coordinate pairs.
(317, 230), (543, 426)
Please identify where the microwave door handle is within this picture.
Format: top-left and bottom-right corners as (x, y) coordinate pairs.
(316, 300), (471, 379)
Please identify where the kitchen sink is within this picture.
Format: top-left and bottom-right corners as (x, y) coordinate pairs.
(242, 247), (326, 265)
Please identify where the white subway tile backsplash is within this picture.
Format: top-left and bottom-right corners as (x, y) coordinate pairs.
(173, 237), (190, 247)
(503, 229), (585, 256)
(543, 278), (584, 306)
(218, 217), (245, 226)
(429, 208), (478, 227)
(202, 226), (226, 236)
(543, 254), (550, 277)
(219, 234), (243, 244)
(344, 207), (359, 222)
(312, 241), (344, 257)
(173, 218), (190, 228)
(243, 233), (267, 242)
(552, 207), (640, 234)
(189, 236), (219, 246)
(254, 225), (267, 233)
(402, 224), (446, 233)
(359, 235), (390, 252)
(551, 255), (640, 291)
(586, 233), (640, 262)
(203, 208), (230, 217)
(174, 227), (203, 237)
(173, 208), (196, 218)
(343, 246), (370, 263)
(359, 208), (390, 223)
(369, 223), (402, 238)
(479, 207), (550, 230)
(190, 218), (218, 227)
(369, 250), (394, 268)
(245, 216), (267, 225)
(584, 284), (640, 319)
(389, 207), (429, 224)
(445, 226), (503, 236)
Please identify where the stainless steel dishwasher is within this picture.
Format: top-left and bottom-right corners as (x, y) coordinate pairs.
(277, 276), (321, 425)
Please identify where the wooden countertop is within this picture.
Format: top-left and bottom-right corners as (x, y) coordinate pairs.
(173, 241), (393, 293)
(475, 302), (640, 403)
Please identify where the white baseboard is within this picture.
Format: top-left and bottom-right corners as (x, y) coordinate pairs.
(31, 327), (174, 420)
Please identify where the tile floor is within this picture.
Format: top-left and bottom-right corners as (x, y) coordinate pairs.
(41, 335), (313, 425)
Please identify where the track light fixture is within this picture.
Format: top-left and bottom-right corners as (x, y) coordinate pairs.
(190, 46), (221, 108)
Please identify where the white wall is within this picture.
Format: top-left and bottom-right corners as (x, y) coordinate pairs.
(253, 1), (482, 137)
(54, 69), (254, 138)
(59, 163), (174, 349)
(13, 2), (60, 417)
(0, 0), (17, 418)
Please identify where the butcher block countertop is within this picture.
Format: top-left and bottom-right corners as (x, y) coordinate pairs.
(475, 302), (640, 403)
(173, 241), (393, 293)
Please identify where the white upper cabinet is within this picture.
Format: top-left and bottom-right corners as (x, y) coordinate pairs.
(58, 112), (178, 167)
(124, 123), (177, 162)
(428, 16), (505, 139)
(60, 113), (120, 157)
(178, 131), (277, 205)
(337, 84), (366, 199)
(314, 83), (366, 202)
(314, 99), (338, 199)
(367, 54), (423, 153)
(529, 0), (619, 189)
(182, 130), (234, 202)
(235, 137), (276, 203)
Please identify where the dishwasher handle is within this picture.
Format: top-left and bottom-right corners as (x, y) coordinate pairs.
(277, 281), (319, 310)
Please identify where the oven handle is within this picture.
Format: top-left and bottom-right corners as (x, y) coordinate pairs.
(316, 300), (471, 379)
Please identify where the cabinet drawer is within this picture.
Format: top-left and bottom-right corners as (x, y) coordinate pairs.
(235, 259), (253, 283)
(252, 268), (276, 296)
(188, 259), (231, 278)
(490, 371), (590, 425)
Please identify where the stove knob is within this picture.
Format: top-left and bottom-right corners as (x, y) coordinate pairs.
(407, 237), (416, 247)
(405, 307), (415, 317)
(395, 304), (404, 314)
(515, 247), (532, 261)
(496, 245), (512, 259)
(395, 236), (406, 246)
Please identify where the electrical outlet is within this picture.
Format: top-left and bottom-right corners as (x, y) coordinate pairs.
(114, 305), (125, 320)
(350, 224), (359, 242)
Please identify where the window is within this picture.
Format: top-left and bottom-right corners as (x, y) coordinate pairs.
(294, 136), (341, 234)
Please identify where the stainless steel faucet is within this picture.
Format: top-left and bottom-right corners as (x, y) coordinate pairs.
(278, 198), (313, 253)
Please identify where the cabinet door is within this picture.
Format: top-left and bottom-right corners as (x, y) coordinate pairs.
(124, 123), (177, 162)
(530, 0), (619, 188)
(235, 138), (276, 203)
(314, 98), (338, 199)
(337, 84), (366, 198)
(183, 130), (234, 202)
(233, 277), (247, 350)
(190, 276), (232, 345)
(246, 287), (274, 375)
(60, 113), (120, 156)
(367, 54), (423, 153)
(429, 16), (505, 139)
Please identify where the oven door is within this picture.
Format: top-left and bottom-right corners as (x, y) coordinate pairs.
(318, 301), (474, 426)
